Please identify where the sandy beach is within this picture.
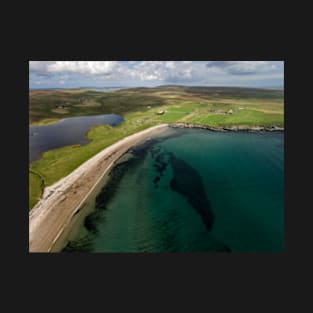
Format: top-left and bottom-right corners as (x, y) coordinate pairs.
(29, 123), (169, 252)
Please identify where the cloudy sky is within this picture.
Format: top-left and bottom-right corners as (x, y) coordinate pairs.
(29, 61), (284, 89)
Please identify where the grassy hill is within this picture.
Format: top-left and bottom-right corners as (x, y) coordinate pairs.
(29, 88), (166, 125)
(29, 86), (283, 125)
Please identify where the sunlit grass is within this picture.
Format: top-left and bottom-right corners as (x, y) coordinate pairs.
(29, 88), (284, 209)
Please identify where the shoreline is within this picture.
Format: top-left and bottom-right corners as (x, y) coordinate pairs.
(29, 122), (284, 252)
(169, 122), (284, 132)
(29, 123), (169, 252)
(30, 118), (61, 127)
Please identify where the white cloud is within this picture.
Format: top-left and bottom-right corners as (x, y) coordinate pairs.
(29, 61), (55, 76)
(29, 61), (120, 75)
(131, 61), (203, 82)
(29, 61), (284, 88)
(49, 61), (119, 74)
(165, 61), (176, 69)
(132, 61), (166, 80)
(206, 61), (281, 75)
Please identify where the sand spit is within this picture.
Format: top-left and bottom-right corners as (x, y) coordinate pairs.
(29, 124), (169, 252)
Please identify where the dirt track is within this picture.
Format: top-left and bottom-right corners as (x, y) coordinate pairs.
(29, 124), (168, 252)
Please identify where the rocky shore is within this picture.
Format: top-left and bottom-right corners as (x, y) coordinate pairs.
(170, 122), (284, 132)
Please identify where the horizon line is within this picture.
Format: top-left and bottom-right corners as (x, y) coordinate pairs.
(29, 84), (284, 91)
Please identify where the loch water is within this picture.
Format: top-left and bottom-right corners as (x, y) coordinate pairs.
(29, 114), (124, 162)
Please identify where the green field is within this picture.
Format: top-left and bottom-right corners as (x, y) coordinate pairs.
(29, 86), (284, 209)
(184, 109), (283, 127)
(29, 170), (44, 210)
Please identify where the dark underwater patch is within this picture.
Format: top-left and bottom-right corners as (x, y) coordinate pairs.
(62, 234), (94, 252)
(61, 136), (160, 252)
(84, 210), (106, 235)
(151, 147), (170, 187)
(168, 152), (215, 232)
(62, 128), (233, 252)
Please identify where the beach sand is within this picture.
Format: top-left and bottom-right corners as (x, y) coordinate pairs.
(29, 124), (168, 252)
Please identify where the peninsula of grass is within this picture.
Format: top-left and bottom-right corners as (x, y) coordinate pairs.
(29, 86), (284, 209)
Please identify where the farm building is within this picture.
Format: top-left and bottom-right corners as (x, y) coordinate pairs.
(156, 110), (165, 115)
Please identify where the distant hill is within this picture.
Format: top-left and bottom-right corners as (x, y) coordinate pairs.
(29, 85), (284, 125)
(116, 85), (283, 99)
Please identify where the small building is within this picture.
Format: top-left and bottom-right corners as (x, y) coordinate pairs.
(227, 109), (234, 114)
(157, 110), (165, 115)
(213, 109), (225, 114)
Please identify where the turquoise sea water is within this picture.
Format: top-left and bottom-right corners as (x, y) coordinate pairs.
(64, 128), (284, 253)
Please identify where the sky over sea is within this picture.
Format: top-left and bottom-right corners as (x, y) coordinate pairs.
(29, 61), (284, 89)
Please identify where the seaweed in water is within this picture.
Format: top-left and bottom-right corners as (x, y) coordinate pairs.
(168, 152), (215, 232)
(63, 129), (233, 252)
(77, 140), (161, 250)
(152, 170), (160, 187)
(84, 210), (106, 235)
(62, 234), (94, 252)
(151, 146), (170, 188)
(167, 152), (232, 252)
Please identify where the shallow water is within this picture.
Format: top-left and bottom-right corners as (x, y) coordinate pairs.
(64, 128), (284, 253)
(29, 114), (123, 162)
